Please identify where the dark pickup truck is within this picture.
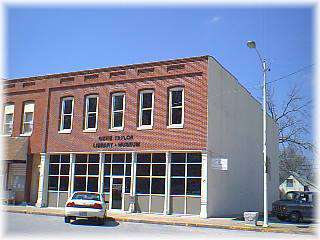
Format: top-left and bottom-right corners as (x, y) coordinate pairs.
(272, 191), (317, 222)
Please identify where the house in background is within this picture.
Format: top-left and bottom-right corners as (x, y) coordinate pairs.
(279, 171), (319, 199)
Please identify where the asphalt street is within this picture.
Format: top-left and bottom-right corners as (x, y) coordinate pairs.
(2, 212), (317, 240)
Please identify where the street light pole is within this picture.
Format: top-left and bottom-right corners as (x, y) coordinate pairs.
(262, 59), (268, 228)
(247, 41), (269, 227)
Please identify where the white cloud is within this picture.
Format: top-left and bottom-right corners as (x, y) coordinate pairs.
(210, 16), (221, 23)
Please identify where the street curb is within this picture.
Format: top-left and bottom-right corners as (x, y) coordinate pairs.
(3, 207), (314, 235)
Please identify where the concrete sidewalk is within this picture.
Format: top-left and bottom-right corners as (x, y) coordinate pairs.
(1, 205), (316, 235)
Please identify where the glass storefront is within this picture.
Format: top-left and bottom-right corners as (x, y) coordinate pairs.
(47, 152), (202, 215)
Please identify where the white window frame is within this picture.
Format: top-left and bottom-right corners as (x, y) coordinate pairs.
(84, 95), (99, 132)
(110, 92), (125, 131)
(59, 97), (74, 134)
(168, 87), (184, 129)
(21, 101), (35, 136)
(2, 103), (14, 136)
(138, 90), (154, 130)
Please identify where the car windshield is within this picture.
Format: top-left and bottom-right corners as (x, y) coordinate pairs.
(283, 192), (300, 201)
(72, 193), (101, 201)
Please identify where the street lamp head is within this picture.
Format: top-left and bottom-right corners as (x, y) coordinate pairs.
(247, 41), (256, 49)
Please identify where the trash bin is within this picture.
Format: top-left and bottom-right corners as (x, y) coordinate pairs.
(244, 212), (259, 226)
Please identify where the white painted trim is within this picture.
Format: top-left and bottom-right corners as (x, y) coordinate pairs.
(109, 176), (125, 211)
(110, 92), (125, 131)
(163, 152), (171, 215)
(168, 87), (184, 128)
(19, 133), (32, 137)
(84, 95), (99, 131)
(83, 129), (97, 133)
(59, 97), (74, 132)
(36, 153), (49, 207)
(2, 103), (14, 135)
(68, 154), (75, 197)
(200, 152), (208, 218)
(98, 153), (105, 194)
(58, 129), (72, 134)
(138, 90), (154, 129)
(21, 101), (35, 136)
(129, 152), (137, 213)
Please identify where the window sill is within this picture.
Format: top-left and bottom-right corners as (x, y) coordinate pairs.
(83, 129), (97, 133)
(137, 125), (153, 130)
(20, 133), (32, 137)
(58, 130), (72, 134)
(109, 127), (124, 132)
(0, 134), (12, 137)
(167, 124), (184, 129)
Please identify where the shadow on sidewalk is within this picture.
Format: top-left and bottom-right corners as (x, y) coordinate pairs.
(232, 215), (314, 226)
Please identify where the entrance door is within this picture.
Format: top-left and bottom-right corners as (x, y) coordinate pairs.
(111, 178), (123, 210)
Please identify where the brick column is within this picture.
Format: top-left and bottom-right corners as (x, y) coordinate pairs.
(200, 151), (208, 218)
(36, 153), (49, 207)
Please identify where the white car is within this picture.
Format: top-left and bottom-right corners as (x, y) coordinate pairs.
(64, 192), (107, 225)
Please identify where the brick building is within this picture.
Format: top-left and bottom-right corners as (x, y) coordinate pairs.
(1, 55), (279, 217)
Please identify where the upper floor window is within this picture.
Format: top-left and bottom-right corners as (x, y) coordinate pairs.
(59, 97), (74, 133)
(138, 90), (154, 129)
(84, 95), (98, 131)
(110, 93), (125, 131)
(2, 103), (14, 136)
(286, 179), (293, 188)
(21, 101), (35, 136)
(168, 87), (184, 128)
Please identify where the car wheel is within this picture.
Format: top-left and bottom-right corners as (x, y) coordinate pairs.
(277, 215), (287, 221)
(289, 211), (302, 223)
(64, 217), (71, 223)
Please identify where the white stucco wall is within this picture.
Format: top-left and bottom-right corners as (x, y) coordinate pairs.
(206, 56), (279, 217)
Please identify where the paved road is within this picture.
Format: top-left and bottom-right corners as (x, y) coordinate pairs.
(2, 212), (317, 240)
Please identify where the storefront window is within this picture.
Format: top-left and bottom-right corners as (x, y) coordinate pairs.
(73, 154), (99, 192)
(135, 153), (166, 195)
(48, 154), (70, 192)
(170, 153), (201, 196)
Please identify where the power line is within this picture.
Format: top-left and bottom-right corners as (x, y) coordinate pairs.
(266, 64), (314, 85)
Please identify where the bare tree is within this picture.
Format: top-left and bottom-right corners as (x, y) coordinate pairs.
(267, 84), (313, 151)
(266, 84), (314, 181)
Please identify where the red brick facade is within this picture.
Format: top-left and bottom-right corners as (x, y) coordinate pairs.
(2, 56), (209, 154)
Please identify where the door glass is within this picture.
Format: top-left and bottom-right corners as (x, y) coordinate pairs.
(111, 178), (123, 209)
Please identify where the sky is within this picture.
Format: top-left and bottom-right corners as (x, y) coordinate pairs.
(5, 5), (314, 153)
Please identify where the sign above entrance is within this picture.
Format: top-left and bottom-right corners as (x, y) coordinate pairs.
(93, 135), (141, 149)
